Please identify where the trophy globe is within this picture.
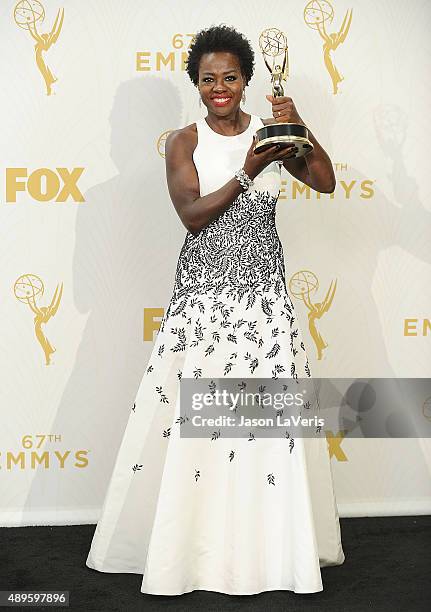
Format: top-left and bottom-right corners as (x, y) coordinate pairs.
(288, 271), (319, 300)
(14, 274), (44, 304)
(303, 0), (334, 30)
(13, 0), (45, 31)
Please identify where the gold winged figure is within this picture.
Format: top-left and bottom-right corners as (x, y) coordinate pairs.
(27, 8), (64, 95)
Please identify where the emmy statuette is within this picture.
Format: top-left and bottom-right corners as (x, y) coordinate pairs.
(254, 28), (313, 158)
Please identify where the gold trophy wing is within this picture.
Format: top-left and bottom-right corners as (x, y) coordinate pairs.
(332, 9), (353, 47)
(46, 8), (64, 47)
(46, 282), (64, 319)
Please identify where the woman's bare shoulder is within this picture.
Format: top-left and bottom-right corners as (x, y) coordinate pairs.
(166, 123), (197, 155)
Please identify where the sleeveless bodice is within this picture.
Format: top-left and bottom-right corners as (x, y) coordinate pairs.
(192, 114), (282, 197)
(163, 113), (287, 319)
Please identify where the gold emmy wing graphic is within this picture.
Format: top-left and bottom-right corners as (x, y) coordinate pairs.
(14, 1), (64, 96)
(289, 270), (337, 360)
(303, 0), (352, 95)
(14, 274), (63, 365)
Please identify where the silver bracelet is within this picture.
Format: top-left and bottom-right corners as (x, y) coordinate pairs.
(234, 168), (254, 191)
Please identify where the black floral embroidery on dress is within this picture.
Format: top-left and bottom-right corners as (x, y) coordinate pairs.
(224, 362), (234, 375)
(171, 328), (187, 352)
(266, 342), (281, 359)
(190, 321), (205, 347)
(272, 364), (285, 379)
(132, 464), (143, 473)
(159, 190), (295, 334)
(244, 352), (259, 374)
(155, 386), (169, 403)
(137, 187), (314, 480)
(244, 320), (258, 343)
(290, 329), (299, 357)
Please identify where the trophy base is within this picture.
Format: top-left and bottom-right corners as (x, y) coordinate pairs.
(254, 123), (313, 158)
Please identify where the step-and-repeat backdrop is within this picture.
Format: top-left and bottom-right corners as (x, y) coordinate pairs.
(1, 0), (430, 526)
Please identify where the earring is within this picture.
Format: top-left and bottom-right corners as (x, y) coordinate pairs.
(199, 96), (202, 107)
(241, 89), (246, 105)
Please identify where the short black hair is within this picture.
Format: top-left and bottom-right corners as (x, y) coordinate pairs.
(185, 24), (255, 87)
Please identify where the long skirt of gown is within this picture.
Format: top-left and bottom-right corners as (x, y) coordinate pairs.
(86, 187), (345, 595)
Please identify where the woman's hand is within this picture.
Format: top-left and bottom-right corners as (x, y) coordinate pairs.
(243, 135), (298, 180)
(266, 94), (305, 126)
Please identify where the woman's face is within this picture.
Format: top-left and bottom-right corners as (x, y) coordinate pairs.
(197, 51), (245, 115)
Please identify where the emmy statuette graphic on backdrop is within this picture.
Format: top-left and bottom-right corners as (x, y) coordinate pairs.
(303, 1), (352, 95)
(254, 27), (313, 158)
(14, 274), (63, 365)
(157, 130), (174, 158)
(289, 270), (337, 360)
(13, 0), (64, 96)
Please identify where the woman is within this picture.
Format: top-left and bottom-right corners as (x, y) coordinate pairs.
(86, 24), (344, 596)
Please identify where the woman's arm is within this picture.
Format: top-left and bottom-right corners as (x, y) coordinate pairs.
(283, 128), (336, 194)
(264, 95), (336, 193)
(164, 128), (244, 235)
(165, 127), (297, 235)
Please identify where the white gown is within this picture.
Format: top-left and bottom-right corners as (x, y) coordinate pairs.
(86, 114), (345, 595)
